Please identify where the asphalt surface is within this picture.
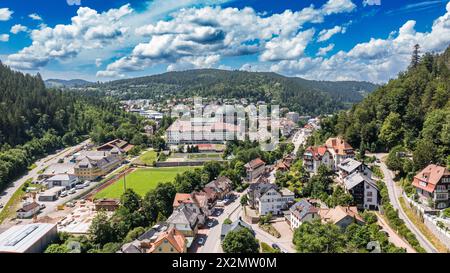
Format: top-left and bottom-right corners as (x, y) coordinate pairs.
(374, 153), (438, 253)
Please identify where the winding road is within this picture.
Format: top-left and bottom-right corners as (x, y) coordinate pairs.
(374, 153), (438, 253)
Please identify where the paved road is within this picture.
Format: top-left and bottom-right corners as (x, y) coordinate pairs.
(292, 129), (308, 155)
(374, 154), (438, 253)
(0, 140), (90, 214)
(198, 193), (244, 253)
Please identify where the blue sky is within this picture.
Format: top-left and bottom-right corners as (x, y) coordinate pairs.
(0, 0), (449, 82)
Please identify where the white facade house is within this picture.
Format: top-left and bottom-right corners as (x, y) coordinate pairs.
(325, 137), (355, 170)
(289, 199), (319, 230)
(16, 202), (40, 219)
(344, 172), (380, 210)
(337, 158), (372, 181)
(303, 146), (333, 174)
(248, 183), (294, 216)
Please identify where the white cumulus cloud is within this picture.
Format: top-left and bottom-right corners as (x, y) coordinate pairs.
(0, 8), (13, 21)
(29, 13), (43, 21)
(0, 34), (10, 42)
(317, 26), (346, 42)
(10, 24), (28, 34)
(99, 0), (356, 77)
(317, 44), (335, 56)
(6, 5), (133, 70)
(271, 1), (450, 83)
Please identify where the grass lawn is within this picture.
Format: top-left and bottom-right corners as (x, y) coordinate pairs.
(399, 197), (449, 253)
(95, 167), (192, 199)
(135, 150), (158, 165)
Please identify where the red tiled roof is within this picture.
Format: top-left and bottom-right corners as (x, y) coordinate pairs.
(245, 158), (265, 170)
(148, 227), (186, 253)
(325, 137), (354, 156)
(173, 193), (194, 208)
(412, 164), (450, 193)
(305, 145), (329, 160)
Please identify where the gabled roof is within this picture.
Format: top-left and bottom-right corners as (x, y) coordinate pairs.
(275, 160), (290, 171)
(167, 204), (199, 228)
(205, 176), (232, 192)
(319, 206), (364, 225)
(412, 164), (450, 193)
(17, 202), (39, 213)
(290, 199), (319, 221)
(172, 193), (195, 208)
(344, 172), (378, 191)
(280, 188), (294, 197)
(46, 174), (76, 181)
(120, 241), (142, 253)
(305, 145), (329, 160)
(248, 182), (279, 199)
(244, 158), (266, 170)
(338, 158), (363, 173)
(221, 218), (254, 238)
(325, 137), (354, 156)
(97, 139), (134, 153)
(148, 227), (186, 253)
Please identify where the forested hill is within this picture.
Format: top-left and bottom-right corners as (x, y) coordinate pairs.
(317, 45), (450, 170)
(96, 69), (377, 115)
(44, 78), (92, 88)
(0, 62), (142, 190)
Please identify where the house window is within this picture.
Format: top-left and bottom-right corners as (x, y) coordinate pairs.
(437, 203), (447, 209)
(367, 198), (372, 202)
(437, 185), (446, 191)
(367, 191), (373, 197)
(436, 193), (448, 200)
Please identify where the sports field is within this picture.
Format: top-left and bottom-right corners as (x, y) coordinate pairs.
(94, 167), (191, 199)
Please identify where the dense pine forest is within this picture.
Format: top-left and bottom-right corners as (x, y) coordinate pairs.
(0, 62), (143, 190)
(315, 45), (450, 172)
(94, 69), (377, 115)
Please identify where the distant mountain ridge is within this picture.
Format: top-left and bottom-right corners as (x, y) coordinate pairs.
(95, 69), (378, 115)
(45, 78), (92, 88)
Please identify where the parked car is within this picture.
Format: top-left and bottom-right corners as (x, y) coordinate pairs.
(75, 184), (85, 190)
(272, 243), (280, 250)
(66, 202), (75, 207)
(198, 238), (205, 245)
(82, 181), (91, 187)
(69, 189), (76, 194)
(60, 191), (68, 197)
(0, 203), (3, 209)
(39, 204), (46, 210)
